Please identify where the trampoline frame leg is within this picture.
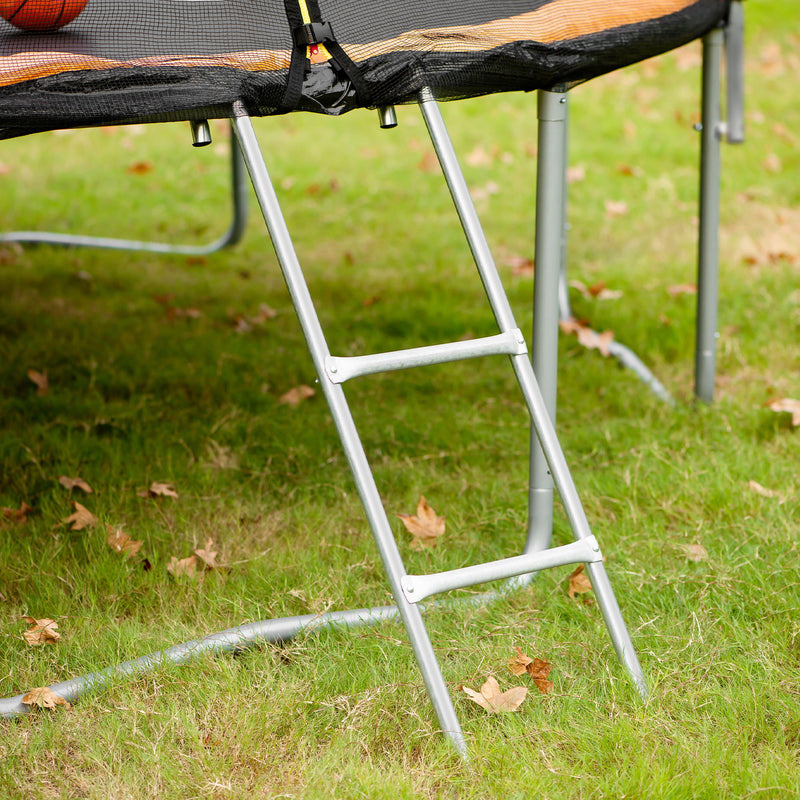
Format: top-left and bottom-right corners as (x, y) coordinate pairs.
(0, 121), (249, 256)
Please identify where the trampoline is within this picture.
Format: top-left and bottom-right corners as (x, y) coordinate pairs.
(0, 0), (743, 754)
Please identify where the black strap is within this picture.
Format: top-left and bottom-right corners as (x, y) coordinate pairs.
(278, 0), (309, 113)
(280, 1), (374, 111)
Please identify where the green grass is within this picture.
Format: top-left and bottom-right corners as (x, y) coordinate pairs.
(2, 2), (800, 797)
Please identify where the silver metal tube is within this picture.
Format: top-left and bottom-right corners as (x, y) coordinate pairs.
(0, 121), (248, 255)
(325, 329), (526, 383)
(402, 536), (601, 604)
(527, 90), (567, 553)
(695, 30), (724, 403)
(725, 1), (746, 145)
(231, 104), (467, 757)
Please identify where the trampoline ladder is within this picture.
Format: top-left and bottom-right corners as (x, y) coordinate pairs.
(230, 93), (645, 755)
(0, 120), (248, 256)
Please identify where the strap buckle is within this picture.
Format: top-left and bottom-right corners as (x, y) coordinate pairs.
(293, 21), (334, 48)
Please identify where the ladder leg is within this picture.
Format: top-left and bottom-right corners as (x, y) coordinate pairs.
(419, 91), (646, 696)
(230, 104), (467, 756)
(695, 29), (724, 404)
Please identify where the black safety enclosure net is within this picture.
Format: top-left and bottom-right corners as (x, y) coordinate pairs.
(0, 0), (729, 139)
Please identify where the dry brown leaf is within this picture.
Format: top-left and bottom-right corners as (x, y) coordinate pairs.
(63, 502), (98, 531)
(106, 526), (143, 558)
(763, 153), (782, 174)
(567, 564), (593, 599)
(2, 501), (33, 525)
(417, 151), (440, 174)
(278, 385), (315, 407)
(604, 200), (628, 218)
(766, 398), (800, 427)
(167, 555), (198, 578)
(27, 369), (49, 396)
(22, 617), (61, 647)
(509, 647), (553, 694)
(566, 165), (586, 183)
(465, 145), (493, 167)
(58, 476), (93, 494)
(506, 255), (535, 277)
(138, 482), (179, 499)
(683, 543), (708, 563)
(397, 495), (445, 549)
(667, 283), (698, 297)
(462, 676), (527, 713)
(127, 160), (154, 175)
(22, 687), (71, 710)
(569, 279), (623, 301)
(747, 480), (784, 502)
(194, 538), (219, 569)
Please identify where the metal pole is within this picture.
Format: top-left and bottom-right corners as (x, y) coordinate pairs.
(695, 29), (724, 403)
(231, 104), (467, 757)
(527, 90), (567, 553)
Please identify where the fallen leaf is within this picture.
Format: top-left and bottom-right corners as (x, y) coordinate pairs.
(763, 153), (782, 173)
(106, 526), (143, 558)
(567, 564), (593, 599)
(576, 327), (614, 358)
(667, 283), (698, 296)
(604, 200), (628, 218)
(465, 145), (493, 167)
(167, 555), (198, 578)
(509, 647), (553, 694)
(683, 543), (708, 562)
(63, 502), (98, 531)
(138, 482), (179, 499)
(2, 502), (33, 525)
(21, 687), (71, 710)
(766, 398), (800, 427)
(127, 160), (154, 175)
(397, 495), (445, 549)
(194, 538), (219, 569)
(566, 165), (586, 183)
(27, 369), (49, 396)
(22, 617), (61, 646)
(747, 480), (784, 502)
(278, 385), (315, 407)
(506, 255), (535, 277)
(569, 280), (623, 301)
(58, 476), (93, 494)
(417, 151), (440, 174)
(461, 676), (527, 713)
(616, 163), (641, 177)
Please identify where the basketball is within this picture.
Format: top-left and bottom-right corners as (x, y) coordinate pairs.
(0, 0), (88, 32)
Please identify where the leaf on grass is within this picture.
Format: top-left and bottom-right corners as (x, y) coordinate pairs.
(683, 543), (708, 562)
(22, 617), (61, 647)
(22, 687), (71, 710)
(566, 165), (586, 183)
(417, 151), (440, 174)
(748, 480), (785, 503)
(138, 482), (179, 499)
(397, 496), (445, 549)
(462, 676), (527, 713)
(765, 398), (800, 427)
(63, 502), (98, 531)
(278, 385), (315, 407)
(27, 369), (49, 396)
(560, 318), (614, 357)
(509, 647), (553, 694)
(505, 255), (535, 277)
(194, 538), (219, 569)
(2, 502), (33, 525)
(106, 525), (143, 558)
(763, 153), (782, 174)
(127, 160), (154, 175)
(569, 280), (623, 301)
(667, 283), (698, 297)
(604, 200), (628, 218)
(167, 554), (198, 578)
(567, 564), (593, 599)
(58, 476), (93, 494)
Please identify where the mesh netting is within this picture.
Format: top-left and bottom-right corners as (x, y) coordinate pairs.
(0, 0), (729, 139)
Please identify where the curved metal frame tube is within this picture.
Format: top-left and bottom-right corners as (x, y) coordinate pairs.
(0, 121), (248, 256)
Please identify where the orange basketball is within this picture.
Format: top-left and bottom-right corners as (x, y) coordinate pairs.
(0, 0), (88, 31)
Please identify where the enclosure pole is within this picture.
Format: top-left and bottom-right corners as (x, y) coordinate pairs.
(231, 105), (467, 757)
(695, 29), (723, 403)
(526, 90), (567, 554)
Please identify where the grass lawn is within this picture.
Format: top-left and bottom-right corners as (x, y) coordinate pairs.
(1, 3), (799, 797)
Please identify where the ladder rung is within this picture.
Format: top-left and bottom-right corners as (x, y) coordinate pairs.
(325, 329), (527, 384)
(401, 536), (602, 604)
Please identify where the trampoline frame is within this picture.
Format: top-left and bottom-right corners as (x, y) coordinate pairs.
(0, 0), (744, 756)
